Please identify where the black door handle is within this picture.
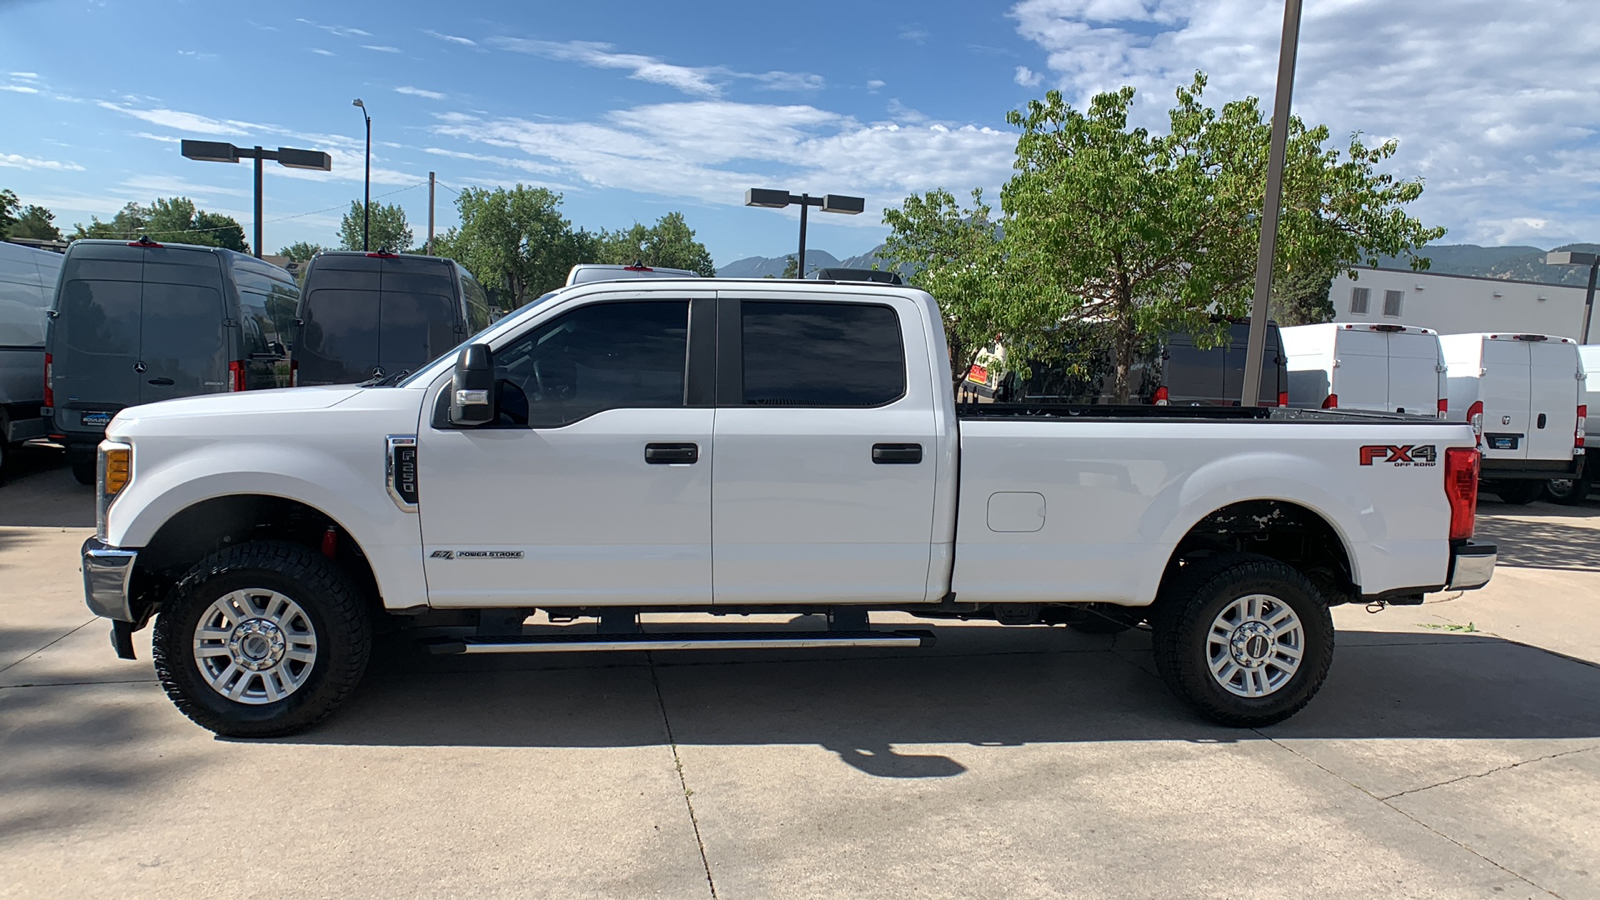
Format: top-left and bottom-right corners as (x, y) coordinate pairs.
(147, 377), (175, 386)
(645, 442), (699, 465)
(872, 442), (923, 464)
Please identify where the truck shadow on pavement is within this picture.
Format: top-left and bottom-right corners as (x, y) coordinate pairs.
(274, 627), (1600, 779)
(1475, 504), (1600, 571)
(0, 445), (93, 529)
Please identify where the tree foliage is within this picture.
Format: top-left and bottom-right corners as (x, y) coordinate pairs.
(339, 200), (412, 253)
(594, 211), (716, 276)
(69, 197), (248, 252)
(12, 203), (63, 241)
(883, 188), (1070, 390)
(1269, 264), (1337, 326)
(998, 72), (1445, 401)
(278, 241), (326, 264)
(0, 188), (17, 239)
(433, 185), (591, 307)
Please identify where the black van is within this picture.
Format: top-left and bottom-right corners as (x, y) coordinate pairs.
(44, 238), (300, 483)
(999, 320), (1289, 406)
(294, 252), (490, 386)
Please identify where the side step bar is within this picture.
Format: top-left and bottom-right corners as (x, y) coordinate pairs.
(422, 630), (936, 655)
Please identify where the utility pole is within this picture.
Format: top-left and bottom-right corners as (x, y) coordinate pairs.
(252, 146), (264, 259)
(427, 171), (436, 256)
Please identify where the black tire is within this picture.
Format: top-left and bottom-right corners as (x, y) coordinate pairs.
(1546, 472), (1591, 506)
(1151, 553), (1335, 728)
(1490, 480), (1545, 505)
(152, 541), (372, 738)
(71, 457), (96, 486)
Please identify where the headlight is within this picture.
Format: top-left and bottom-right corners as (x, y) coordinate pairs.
(96, 441), (132, 540)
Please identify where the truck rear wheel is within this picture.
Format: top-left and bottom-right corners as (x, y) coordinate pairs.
(152, 541), (372, 738)
(1152, 554), (1334, 728)
(1546, 472), (1591, 506)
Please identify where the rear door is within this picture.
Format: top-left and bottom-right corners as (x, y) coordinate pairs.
(710, 293), (938, 604)
(377, 257), (461, 378)
(1333, 329), (1389, 411)
(1162, 335), (1225, 405)
(137, 251), (228, 404)
(1480, 338), (1531, 461)
(298, 261), (381, 385)
(1221, 323), (1285, 406)
(1386, 331), (1443, 416)
(1527, 340), (1579, 463)
(52, 248), (144, 431)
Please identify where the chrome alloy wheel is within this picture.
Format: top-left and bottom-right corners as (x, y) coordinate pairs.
(1206, 593), (1304, 698)
(192, 590), (318, 705)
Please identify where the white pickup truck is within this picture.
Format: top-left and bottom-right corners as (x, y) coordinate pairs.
(82, 280), (1496, 737)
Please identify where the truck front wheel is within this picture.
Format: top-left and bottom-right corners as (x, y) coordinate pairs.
(1152, 554), (1334, 728)
(152, 541), (372, 738)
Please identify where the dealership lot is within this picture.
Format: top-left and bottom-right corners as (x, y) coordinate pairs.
(2, 444), (1597, 900)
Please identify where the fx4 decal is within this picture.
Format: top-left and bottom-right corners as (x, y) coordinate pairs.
(1359, 444), (1438, 467)
(429, 550), (525, 560)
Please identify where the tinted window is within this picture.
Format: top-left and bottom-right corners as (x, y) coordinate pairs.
(380, 291), (458, 374)
(495, 301), (688, 428)
(461, 268), (490, 333)
(60, 279), (140, 356)
(302, 288), (380, 382)
(141, 284), (224, 361)
(239, 290), (280, 357)
(740, 301), (904, 407)
(1161, 338), (1225, 404)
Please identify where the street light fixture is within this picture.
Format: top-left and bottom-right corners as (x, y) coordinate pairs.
(180, 140), (332, 259)
(353, 98), (372, 252)
(1547, 250), (1599, 344)
(743, 188), (865, 278)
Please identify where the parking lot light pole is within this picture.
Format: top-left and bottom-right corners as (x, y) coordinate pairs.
(180, 140), (332, 258)
(744, 188), (866, 277)
(1546, 250), (1600, 344)
(353, 99), (372, 252)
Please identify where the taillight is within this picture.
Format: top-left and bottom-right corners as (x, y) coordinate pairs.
(1321, 393), (1338, 409)
(290, 359), (299, 387)
(1277, 390), (1288, 408)
(43, 352), (53, 408)
(1578, 405), (1588, 451)
(1466, 400), (1484, 447)
(1445, 447), (1479, 541)
(229, 360), (246, 392)
(1153, 386), (1170, 406)
(1437, 397), (1448, 420)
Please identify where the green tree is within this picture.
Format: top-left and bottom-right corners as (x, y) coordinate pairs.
(278, 241), (326, 264)
(1001, 72), (1445, 401)
(11, 203), (63, 241)
(441, 185), (591, 306)
(883, 188), (1071, 390)
(138, 197), (249, 252)
(595, 211), (716, 276)
(70, 202), (149, 241)
(0, 188), (17, 238)
(1269, 264), (1336, 326)
(338, 201), (413, 253)
(780, 254), (798, 279)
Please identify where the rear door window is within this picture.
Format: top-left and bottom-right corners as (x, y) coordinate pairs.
(139, 283), (227, 400)
(379, 290), (458, 376)
(59, 280), (140, 357)
(737, 301), (905, 407)
(1162, 337), (1223, 404)
(302, 288), (381, 383)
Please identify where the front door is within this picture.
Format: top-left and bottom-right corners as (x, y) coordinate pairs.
(710, 293), (939, 605)
(417, 295), (715, 607)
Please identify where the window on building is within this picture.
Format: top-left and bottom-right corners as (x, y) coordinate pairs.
(1383, 290), (1404, 318)
(1350, 287), (1370, 315)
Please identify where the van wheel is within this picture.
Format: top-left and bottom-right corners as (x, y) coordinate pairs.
(71, 457), (96, 486)
(1546, 474), (1591, 506)
(152, 541), (372, 738)
(1491, 481), (1545, 505)
(1152, 554), (1334, 728)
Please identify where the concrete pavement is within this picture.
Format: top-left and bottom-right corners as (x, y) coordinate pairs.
(1, 445), (1597, 899)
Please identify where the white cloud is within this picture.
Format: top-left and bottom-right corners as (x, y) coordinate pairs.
(430, 99), (1015, 224)
(96, 101), (259, 136)
(395, 85), (446, 100)
(133, 132), (181, 143)
(309, 48), (336, 57)
(296, 19), (371, 38)
(10, 72), (40, 80)
(121, 174), (250, 199)
(2, 84), (40, 94)
(899, 26), (930, 44)
(866, 79), (886, 92)
(1007, 0), (1600, 246)
(424, 29), (477, 47)
(1014, 65), (1042, 87)
(488, 38), (824, 97)
(363, 45), (402, 53)
(0, 152), (85, 172)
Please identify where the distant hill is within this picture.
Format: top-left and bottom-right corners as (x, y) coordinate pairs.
(1379, 243), (1600, 286)
(716, 242), (902, 278)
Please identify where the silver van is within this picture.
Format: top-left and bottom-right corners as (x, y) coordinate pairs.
(294, 251), (490, 386)
(44, 238), (300, 483)
(0, 240), (62, 475)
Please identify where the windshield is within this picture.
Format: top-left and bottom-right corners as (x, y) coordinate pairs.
(397, 289), (563, 387)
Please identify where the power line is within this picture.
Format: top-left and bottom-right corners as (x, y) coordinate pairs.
(72, 181), (431, 240)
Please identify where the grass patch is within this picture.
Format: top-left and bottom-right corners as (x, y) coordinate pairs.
(1416, 621), (1479, 633)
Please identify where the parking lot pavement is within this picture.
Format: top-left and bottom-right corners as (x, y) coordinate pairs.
(2, 454), (1597, 899)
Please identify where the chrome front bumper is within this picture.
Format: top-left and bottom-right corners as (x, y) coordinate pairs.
(1446, 540), (1497, 591)
(82, 537), (139, 621)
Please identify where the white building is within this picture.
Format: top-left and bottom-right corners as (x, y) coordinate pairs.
(1331, 267), (1597, 340)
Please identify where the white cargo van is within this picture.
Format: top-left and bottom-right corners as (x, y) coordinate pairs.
(1282, 323), (1445, 416)
(1549, 345), (1600, 504)
(1439, 333), (1586, 504)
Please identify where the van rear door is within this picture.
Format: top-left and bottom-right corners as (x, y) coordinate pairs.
(1480, 337), (1531, 461)
(1387, 330), (1443, 415)
(1331, 328), (1388, 410)
(137, 251), (229, 404)
(1527, 340), (1580, 463)
(52, 249), (144, 430)
(375, 257), (460, 378)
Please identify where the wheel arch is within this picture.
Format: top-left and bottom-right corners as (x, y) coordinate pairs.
(1156, 499), (1359, 606)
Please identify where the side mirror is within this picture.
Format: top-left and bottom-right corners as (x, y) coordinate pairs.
(450, 343), (496, 426)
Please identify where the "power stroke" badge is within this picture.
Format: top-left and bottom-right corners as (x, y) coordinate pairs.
(429, 550), (525, 560)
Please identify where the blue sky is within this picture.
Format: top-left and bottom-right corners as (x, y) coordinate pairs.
(3, 0), (1599, 266)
